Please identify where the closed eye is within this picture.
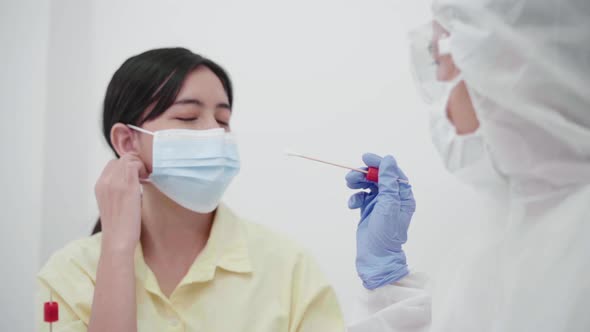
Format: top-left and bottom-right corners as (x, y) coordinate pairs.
(175, 117), (197, 122)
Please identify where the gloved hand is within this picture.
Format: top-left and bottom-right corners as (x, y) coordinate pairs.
(346, 153), (416, 290)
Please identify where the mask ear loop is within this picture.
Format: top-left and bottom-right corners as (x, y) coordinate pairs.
(126, 124), (153, 185)
(127, 124), (155, 136)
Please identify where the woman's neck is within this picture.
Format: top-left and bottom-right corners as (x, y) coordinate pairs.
(139, 184), (213, 264)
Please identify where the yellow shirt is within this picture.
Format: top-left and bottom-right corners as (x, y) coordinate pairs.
(37, 205), (344, 332)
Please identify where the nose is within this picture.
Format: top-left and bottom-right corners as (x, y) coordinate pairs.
(195, 110), (221, 130)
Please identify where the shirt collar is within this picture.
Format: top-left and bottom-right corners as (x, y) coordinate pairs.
(135, 203), (252, 291)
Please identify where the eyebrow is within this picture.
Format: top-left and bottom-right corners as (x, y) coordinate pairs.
(173, 98), (231, 111)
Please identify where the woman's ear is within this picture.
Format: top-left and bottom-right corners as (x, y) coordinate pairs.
(110, 123), (140, 156)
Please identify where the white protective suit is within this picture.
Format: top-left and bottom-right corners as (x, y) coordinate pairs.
(349, 0), (590, 331)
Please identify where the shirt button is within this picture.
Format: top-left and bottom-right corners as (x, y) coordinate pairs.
(169, 318), (180, 327)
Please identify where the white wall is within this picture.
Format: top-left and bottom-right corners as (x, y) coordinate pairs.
(40, 0), (97, 264)
(1, 0), (498, 328)
(0, 0), (50, 331)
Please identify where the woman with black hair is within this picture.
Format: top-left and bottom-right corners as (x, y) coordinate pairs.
(37, 47), (344, 332)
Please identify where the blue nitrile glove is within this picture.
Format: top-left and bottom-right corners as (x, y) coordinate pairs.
(346, 153), (416, 290)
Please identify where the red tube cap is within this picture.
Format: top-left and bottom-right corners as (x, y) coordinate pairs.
(366, 167), (379, 182)
(44, 301), (59, 323)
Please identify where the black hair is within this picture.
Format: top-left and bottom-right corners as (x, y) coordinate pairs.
(92, 47), (233, 235)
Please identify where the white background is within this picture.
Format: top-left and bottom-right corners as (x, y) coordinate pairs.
(1, 0), (496, 330)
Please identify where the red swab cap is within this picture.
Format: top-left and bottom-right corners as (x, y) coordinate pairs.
(44, 301), (59, 323)
(366, 167), (379, 182)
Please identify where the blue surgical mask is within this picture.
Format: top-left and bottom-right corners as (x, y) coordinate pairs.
(128, 125), (240, 213)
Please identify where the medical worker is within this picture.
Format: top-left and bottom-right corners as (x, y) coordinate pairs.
(347, 0), (590, 331)
(37, 47), (344, 332)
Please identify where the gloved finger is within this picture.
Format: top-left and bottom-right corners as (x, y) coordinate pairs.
(348, 192), (367, 209)
(380, 154), (410, 182)
(399, 182), (414, 200)
(348, 191), (377, 209)
(396, 164), (410, 182)
(401, 195), (417, 212)
(377, 155), (401, 195)
(378, 155), (413, 190)
(346, 169), (371, 189)
(362, 153), (383, 168)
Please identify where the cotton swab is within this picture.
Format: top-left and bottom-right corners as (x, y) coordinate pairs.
(285, 149), (409, 183)
(285, 149), (369, 174)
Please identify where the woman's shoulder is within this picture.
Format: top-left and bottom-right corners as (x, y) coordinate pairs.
(38, 234), (102, 280)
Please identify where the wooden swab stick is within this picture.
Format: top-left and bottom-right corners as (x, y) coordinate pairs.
(285, 149), (369, 173)
(285, 149), (409, 184)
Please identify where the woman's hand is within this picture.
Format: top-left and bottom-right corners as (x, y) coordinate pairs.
(90, 153), (147, 331)
(94, 153), (148, 254)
